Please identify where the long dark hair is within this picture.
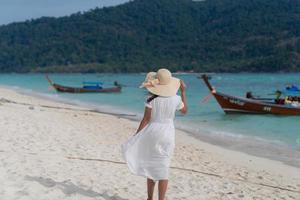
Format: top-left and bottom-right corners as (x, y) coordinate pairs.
(147, 94), (158, 103)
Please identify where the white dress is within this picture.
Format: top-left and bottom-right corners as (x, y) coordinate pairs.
(122, 95), (184, 181)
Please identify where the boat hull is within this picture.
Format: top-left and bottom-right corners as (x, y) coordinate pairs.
(52, 83), (121, 93)
(213, 92), (300, 115)
(46, 76), (121, 93)
(200, 74), (300, 115)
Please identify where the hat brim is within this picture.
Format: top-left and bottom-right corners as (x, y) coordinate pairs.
(146, 77), (180, 97)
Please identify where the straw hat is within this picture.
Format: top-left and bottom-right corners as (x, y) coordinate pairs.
(140, 69), (180, 97)
(139, 72), (157, 88)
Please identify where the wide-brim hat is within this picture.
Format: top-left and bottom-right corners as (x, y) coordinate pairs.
(139, 71), (157, 88)
(140, 68), (180, 97)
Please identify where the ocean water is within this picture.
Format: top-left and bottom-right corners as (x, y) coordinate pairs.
(0, 73), (300, 164)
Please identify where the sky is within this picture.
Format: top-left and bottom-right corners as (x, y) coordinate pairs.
(0, 0), (130, 25)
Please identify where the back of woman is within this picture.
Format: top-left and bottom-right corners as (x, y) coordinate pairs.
(147, 95), (183, 123)
(122, 68), (187, 200)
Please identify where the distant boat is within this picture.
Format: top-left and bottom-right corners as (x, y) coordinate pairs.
(200, 74), (300, 115)
(286, 85), (300, 91)
(283, 85), (300, 96)
(46, 75), (122, 93)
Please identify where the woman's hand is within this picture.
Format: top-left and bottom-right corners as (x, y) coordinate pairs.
(179, 80), (187, 114)
(180, 80), (186, 93)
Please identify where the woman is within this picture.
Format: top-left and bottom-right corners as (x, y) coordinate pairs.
(122, 68), (187, 200)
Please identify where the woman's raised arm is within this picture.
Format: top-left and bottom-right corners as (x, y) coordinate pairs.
(179, 80), (187, 114)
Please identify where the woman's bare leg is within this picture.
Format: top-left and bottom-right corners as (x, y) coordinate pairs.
(158, 180), (168, 200)
(147, 178), (156, 200)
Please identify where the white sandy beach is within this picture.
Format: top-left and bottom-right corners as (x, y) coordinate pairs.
(0, 87), (300, 200)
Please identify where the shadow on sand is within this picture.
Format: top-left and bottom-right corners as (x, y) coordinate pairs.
(25, 176), (128, 200)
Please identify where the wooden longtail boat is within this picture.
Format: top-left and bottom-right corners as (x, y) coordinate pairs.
(201, 74), (300, 115)
(46, 76), (122, 93)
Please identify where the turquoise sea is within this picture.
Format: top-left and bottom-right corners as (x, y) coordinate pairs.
(0, 73), (299, 166)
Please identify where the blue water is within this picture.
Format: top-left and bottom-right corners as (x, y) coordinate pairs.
(0, 73), (300, 152)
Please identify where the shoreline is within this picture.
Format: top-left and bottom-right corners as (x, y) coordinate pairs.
(1, 87), (300, 199)
(177, 125), (300, 168)
(2, 84), (300, 171)
(5, 84), (300, 169)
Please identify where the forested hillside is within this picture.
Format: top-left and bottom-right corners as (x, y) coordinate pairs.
(0, 0), (299, 73)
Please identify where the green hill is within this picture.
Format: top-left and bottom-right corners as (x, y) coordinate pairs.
(0, 0), (300, 73)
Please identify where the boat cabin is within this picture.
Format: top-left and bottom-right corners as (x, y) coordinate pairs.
(82, 81), (103, 89)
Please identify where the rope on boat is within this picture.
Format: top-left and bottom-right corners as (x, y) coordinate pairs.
(66, 156), (300, 194)
(201, 93), (212, 103)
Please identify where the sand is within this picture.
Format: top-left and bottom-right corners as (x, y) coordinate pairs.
(0, 87), (299, 200)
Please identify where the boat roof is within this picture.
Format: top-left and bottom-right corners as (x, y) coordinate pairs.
(282, 90), (300, 97)
(82, 81), (103, 85)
